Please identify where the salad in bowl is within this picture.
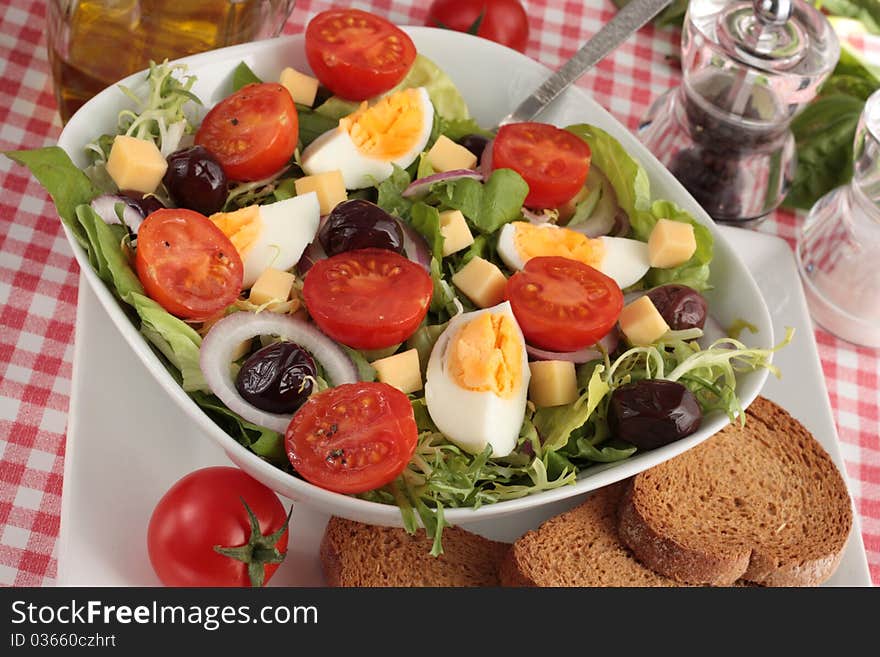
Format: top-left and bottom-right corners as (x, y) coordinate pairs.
(8, 9), (787, 552)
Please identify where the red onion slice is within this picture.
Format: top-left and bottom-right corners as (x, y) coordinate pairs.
(522, 207), (552, 224)
(396, 218), (431, 270)
(526, 331), (620, 363)
(200, 312), (359, 433)
(90, 194), (144, 233)
(612, 209), (631, 237)
(402, 169), (484, 198)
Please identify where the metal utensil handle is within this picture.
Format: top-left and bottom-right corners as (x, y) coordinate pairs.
(498, 0), (674, 126)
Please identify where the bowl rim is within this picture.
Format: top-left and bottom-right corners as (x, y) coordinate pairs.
(57, 26), (772, 525)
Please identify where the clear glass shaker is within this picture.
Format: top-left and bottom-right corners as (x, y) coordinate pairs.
(639, 0), (839, 225)
(796, 89), (880, 348)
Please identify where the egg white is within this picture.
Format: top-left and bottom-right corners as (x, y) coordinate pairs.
(241, 192), (320, 288)
(496, 222), (650, 289)
(300, 87), (434, 190)
(424, 302), (530, 458)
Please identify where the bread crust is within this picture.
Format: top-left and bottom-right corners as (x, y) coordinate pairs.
(617, 396), (853, 587)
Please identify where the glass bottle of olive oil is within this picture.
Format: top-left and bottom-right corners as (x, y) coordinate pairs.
(47, 0), (294, 122)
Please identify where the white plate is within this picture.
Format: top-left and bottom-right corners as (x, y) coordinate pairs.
(56, 226), (871, 586)
(55, 29), (773, 525)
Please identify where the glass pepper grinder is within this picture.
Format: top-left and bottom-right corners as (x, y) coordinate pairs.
(796, 89), (880, 348)
(639, 0), (839, 225)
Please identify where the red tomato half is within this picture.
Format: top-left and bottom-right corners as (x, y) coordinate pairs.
(303, 248), (433, 350)
(286, 382), (418, 494)
(492, 122), (592, 209)
(305, 8), (417, 100)
(147, 467), (289, 587)
(195, 82), (298, 181)
(135, 208), (243, 320)
(426, 0), (530, 53)
(505, 256), (623, 351)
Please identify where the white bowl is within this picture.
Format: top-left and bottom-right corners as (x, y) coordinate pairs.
(57, 27), (772, 527)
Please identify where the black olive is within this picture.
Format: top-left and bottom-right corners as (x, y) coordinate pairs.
(646, 285), (708, 330)
(163, 145), (228, 215)
(235, 342), (317, 414)
(458, 134), (490, 161)
(318, 199), (404, 256)
(608, 379), (702, 450)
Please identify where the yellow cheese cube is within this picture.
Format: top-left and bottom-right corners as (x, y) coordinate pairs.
(106, 135), (168, 194)
(295, 171), (347, 214)
(528, 360), (578, 408)
(371, 348), (422, 394)
(249, 268), (296, 309)
(619, 296), (670, 346)
(279, 66), (320, 107)
(648, 218), (697, 268)
(426, 135), (478, 172)
(451, 257), (507, 308)
(439, 209), (474, 256)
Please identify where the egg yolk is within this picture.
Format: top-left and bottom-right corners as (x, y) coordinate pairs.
(448, 312), (522, 399)
(340, 88), (425, 160)
(514, 223), (605, 268)
(210, 206), (262, 257)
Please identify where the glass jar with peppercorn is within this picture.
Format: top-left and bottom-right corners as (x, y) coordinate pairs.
(639, 0), (839, 225)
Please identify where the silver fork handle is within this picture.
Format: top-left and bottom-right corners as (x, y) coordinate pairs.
(497, 0), (674, 127)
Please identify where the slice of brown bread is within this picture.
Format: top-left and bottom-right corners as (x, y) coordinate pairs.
(499, 482), (688, 586)
(618, 396), (853, 587)
(320, 516), (509, 587)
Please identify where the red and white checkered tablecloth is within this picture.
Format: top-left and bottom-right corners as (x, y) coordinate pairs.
(1, 0), (877, 586)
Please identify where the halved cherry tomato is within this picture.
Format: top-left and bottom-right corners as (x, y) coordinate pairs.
(135, 208), (243, 320)
(286, 382), (418, 494)
(303, 248), (432, 350)
(195, 83), (298, 182)
(305, 8), (417, 101)
(505, 256), (623, 351)
(492, 122), (592, 209)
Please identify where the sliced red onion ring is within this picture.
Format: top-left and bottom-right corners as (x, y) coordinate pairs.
(612, 209), (631, 237)
(90, 194), (144, 233)
(200, 312), (359, 433)
(479, 139), (494, 178)
(522, 207), (552, 224)
(396, 218), (431, 270)
(402, 169), (483, 198)
(526, 331), (620, 363)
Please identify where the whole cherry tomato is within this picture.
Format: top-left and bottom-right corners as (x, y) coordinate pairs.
(426, 0), (529, 53)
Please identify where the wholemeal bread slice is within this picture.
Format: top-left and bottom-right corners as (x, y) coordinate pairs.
(617, 396), (853, 587)
(499, 482), (688, 586)
(320, 516), (509, 587)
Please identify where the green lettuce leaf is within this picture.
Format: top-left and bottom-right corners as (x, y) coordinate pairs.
(74, 205), (143, 300)
(438, 117), (493, 141)
(315, 54), (470, 121)
(642, 200), (714, 291)
(4, 147), (100, 248)
(533, 365), (610, 452)
(427, 168), (528, 235)
(341, 346), (377, 383)
(376, 164), (413, 218)
(231, 61), (262, 92)
(565, 124), (652, 226)
(296, 104), (340, 149)
(410, 202), (444, 261)
(189, 391), (286, 464)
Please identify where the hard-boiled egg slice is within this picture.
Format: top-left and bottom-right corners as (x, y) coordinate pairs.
(301, 87), (434, 190)
(497, 222), (650, 289)
(425, 302), (529, 458)
(210, 192), (320, 289)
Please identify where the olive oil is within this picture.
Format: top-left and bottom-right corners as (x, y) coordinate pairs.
(47, 0), (291, 122)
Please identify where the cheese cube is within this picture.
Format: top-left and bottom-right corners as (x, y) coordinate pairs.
(426, 135), (478, 172)
(648, 218), (697, 268)
(439, 209), (474, 256)
(451, 257), (508, 308)
(106, 135), (168, 194)
(619, 296), (670, 346)
(371, 348), (422, 394)
(249, 268), (296, 309)
(279, 67), (320, 107)
(295, 170), (347, 214)
(528, 360), (578, 408)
